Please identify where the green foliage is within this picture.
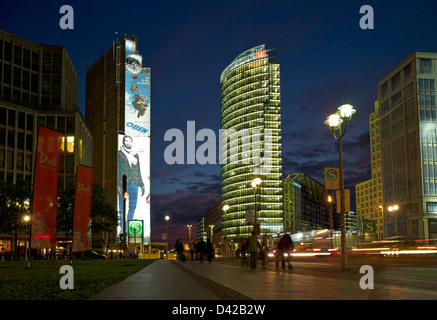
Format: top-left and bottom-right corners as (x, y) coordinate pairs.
(90, 183), (118, 235)
(0, 181), (32, 235)
(0, 259), (156, 300)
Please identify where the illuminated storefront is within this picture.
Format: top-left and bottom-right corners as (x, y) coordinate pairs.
(220, 45), (283, 241)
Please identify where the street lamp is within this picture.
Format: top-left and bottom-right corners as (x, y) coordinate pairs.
(325, 103), (356, 271)
(388, 205), (399, 236)
(187, 225), (192, 243)
(223, 204), (229, 261)
(165, 215), (170, 259)
(251, 177), (262, 235)
(23, 214), (31, 269)
(378, 205), (385, 240)
(209, 224), (214, 242)
(327, 194), (333, 230)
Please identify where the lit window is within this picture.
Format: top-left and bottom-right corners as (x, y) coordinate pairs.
(67, 136), (74, 153)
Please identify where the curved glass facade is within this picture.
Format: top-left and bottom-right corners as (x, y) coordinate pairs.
(220, 45), (283, 241)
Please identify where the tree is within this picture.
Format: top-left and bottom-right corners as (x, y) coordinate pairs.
(0, 181), (32, 258)
(56, 187), (75, 237)
(90, 183), (118, 250)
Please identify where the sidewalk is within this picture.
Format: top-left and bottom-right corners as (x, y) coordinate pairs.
(89, 258), (437, 300)
(89, 259), (218, 300)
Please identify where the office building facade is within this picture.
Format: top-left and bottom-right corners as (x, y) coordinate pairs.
(0, 29), (92, 253)
(377, 52), (437, 239)
(355, 101), (384, 239)
(220, 45), (283, 241)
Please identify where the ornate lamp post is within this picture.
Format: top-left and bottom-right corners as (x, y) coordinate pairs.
(165, 215), (170, 258)
(324, 103), (356, 271)
(23, 214), (31, 269)
(251, 177), (262, 235)
(223, 204), (229, 261)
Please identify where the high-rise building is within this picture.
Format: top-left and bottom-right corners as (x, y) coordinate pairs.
(220, 45), (283, 241)
(376, 52), (437, 239)
(0, 28), (92, 188)
(355, 101), (384, 239)
(0, 29), (92, 253)
(86, 35), (151, 246)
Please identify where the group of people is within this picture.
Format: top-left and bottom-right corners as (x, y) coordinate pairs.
(238, 232), (294, 271)
(174, 238), (215, 264)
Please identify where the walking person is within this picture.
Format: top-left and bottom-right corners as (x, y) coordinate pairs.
(206, 238), (214, 264)
(240, 239), (248, 267)
(260, 233), (269, 270)
(248, 231), (261, 270)
(197, 238), (206, 263)
(276, 233), (294, 270)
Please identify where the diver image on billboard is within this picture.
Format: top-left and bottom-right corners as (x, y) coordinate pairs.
(125, 39), (150, 137)
(117, 135), (150, 243)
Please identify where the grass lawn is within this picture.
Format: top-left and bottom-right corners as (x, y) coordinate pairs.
(0, 258), (157, 300)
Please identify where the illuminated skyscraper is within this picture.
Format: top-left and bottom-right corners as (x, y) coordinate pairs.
(86, 35), (151, 246)
(220, 45), (283, 241)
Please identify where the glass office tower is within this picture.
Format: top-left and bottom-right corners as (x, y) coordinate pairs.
(220, 45), (283, 241)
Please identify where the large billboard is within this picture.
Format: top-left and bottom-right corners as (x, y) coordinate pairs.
(124, 39), (151, 137)
(117, 135), (150, 244)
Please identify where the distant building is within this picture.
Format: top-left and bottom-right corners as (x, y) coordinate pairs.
(196, 217), (207, 243)
(283, 173), (337, 232)
(355, 101), (383, 239)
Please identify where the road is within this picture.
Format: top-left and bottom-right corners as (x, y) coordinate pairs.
(213, 254), (437, 297)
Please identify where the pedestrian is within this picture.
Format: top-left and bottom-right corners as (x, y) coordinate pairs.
(240, 240), (248, 267)
(206, 238), (214, 264)
(189, 241), (195, 261)
(197, 239), (206, 263)
(260, 233), (269, 270)
(248, 230), (261, 270)
(276, 233), (294, 270)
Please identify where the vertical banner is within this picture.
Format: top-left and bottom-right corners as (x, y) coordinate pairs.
(32, 127), (63, 248)
(72, 165), (94, 252)
(336, 189), (351, 213)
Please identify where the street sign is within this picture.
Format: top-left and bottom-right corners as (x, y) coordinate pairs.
(336, 189), (350, 213)
(325, 167), (340, 190)
(363, 220), (376, 234)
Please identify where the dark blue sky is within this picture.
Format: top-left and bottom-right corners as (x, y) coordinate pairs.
(3, 0), (437, 244)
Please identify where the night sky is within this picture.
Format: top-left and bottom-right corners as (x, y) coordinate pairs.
(2, 0), (437, 246)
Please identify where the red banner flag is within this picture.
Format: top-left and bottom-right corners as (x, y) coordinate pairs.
(32, 127), (63, 248)
(72, 165), (94, 252)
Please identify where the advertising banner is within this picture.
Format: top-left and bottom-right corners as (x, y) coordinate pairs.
(336, 189), (351, 213)
(72, 165), (94, 252)
(124, 39), (151, 137)
(117, 135), (150, 243)
(128, 220), (143, 243)
(32, 127), (63, 248)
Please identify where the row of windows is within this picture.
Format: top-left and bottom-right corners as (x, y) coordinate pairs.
(0, 39), (40, 71)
